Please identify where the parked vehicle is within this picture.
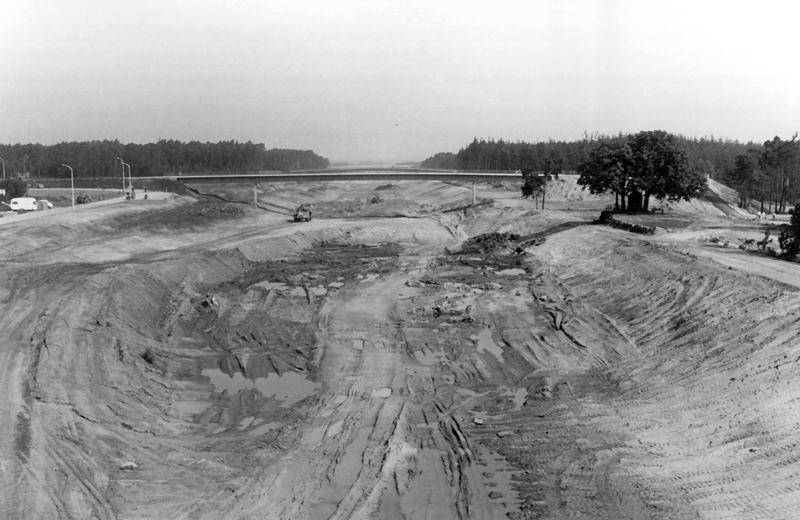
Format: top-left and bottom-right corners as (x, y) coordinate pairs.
(8, 197), (38, 212)
(76, 194), (92, 204)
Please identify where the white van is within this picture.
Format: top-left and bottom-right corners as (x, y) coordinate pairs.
(9, 197), (38, 212)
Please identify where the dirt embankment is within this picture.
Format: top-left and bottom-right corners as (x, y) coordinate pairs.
(3, 181), (800, 519)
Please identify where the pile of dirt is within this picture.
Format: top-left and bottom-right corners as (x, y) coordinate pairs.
(459, 232), (521, 254)
(597, 210), (656, 234)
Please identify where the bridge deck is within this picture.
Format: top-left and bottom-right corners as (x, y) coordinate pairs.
(159, 171), (522, 183)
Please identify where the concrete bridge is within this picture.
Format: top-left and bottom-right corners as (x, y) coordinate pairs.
(159, 168), (522, 184)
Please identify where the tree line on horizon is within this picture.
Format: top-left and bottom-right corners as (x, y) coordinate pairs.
(0, 140), (330, 179)
(421, 133), (759, 179)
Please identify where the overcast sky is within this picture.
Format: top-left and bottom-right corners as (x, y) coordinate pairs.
(2, 0), (798, 163)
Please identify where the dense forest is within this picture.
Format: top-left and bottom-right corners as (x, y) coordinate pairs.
(422, 133), (758, 181)
(728, 134), (800, 213)
(0, 140), (330, 179)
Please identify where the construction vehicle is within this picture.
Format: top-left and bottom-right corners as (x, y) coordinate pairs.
(294, 204), (312, 222)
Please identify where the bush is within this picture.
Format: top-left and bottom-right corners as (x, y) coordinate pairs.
(1, 178), (27, 200)
(779, 227), (798, 256)
(756, 230), (775, 255)
(778, 203), (800, 259)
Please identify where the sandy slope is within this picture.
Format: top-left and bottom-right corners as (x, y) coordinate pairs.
(2, 180), (800, 519)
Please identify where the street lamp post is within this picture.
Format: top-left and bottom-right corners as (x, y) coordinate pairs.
(61, 164), (74, 211)
(116, 157), (126, 195)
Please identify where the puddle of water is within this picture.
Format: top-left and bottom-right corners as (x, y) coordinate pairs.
(288, 286), (306, 297)
(249, 421), (281, 436)
(326, 420), (344, 438)
(472, 328), (505, 363)
(253, 281), (288, 291)
(201, 369), (320, 407)
(251, 281), (312, 298)
(360, 273), (379, 283)
(372, 388), (392, 398)
(497, 268), (526, 276)
(328, 281), (345, 288)
(239, 417), (255, 429)
(499, 386), (528, 411)
(511, 387), (527, 410)
(334, 395), (348, 404)
(414, 349), (447, 366)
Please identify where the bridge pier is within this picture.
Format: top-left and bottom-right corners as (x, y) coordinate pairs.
(253, 183), (258, 205)
(473, 182), (476, 205)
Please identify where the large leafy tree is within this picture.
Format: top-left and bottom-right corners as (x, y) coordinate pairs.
(575, 141), (633, 210)
(577, 130), (706, 212)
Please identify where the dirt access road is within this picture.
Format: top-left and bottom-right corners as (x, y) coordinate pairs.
(2, 180), (800, 519)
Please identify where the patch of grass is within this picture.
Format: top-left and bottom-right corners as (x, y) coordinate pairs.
(106, 199), (251, 233)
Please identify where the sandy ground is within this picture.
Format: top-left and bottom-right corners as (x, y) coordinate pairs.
(2, 180), (800, 519)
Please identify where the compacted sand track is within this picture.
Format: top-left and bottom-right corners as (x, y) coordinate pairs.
(2, 181), (800, 519)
